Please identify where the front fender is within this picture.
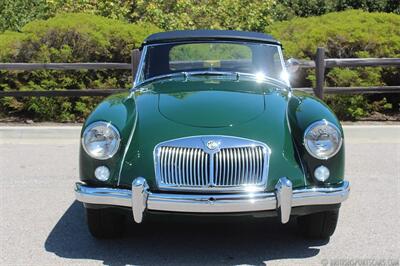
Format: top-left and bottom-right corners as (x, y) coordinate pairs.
(288, 91), (345, 185)
(79, 92), (137, 187)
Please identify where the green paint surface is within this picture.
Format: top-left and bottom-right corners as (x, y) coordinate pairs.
(80, 76), (345, 192)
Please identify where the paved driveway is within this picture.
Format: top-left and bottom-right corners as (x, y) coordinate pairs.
(0, 125), (399, 265)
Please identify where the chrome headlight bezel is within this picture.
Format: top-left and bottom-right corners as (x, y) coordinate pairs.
(82, 121), (121, 160)
(303, 120), (343, 160)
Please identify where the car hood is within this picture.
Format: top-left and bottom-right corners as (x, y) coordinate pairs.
(116, 77), (305, 191)
(158, 89), (264, 127)
(149, 77), (275, 128)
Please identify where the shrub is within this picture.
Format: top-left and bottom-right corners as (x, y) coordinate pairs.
(0, 0), (276, 33)
(1, 10), (399, 121)
(269, 10), (400, 119)
(269, 10), (400, 59)
(130, 0), (276, 31)
(272, 0), (400, 20)
(2, 0), (399, 33)
(0, 13), (160, 121)
(0, 0), (51, 32)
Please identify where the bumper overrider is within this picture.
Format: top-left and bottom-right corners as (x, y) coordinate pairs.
(75, 177), (350, 224)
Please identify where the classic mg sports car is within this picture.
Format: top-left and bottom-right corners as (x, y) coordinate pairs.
(75, 30), (350, 239)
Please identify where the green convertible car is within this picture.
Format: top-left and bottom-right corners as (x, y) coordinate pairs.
(75, 30), (350, 239)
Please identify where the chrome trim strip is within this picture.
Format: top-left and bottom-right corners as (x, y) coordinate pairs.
(153, 135), (271, 193)
(133, 45), (148, 87)
(278, 45), (291, 87)
(117, 98), (138, 186)
(75, 179), (350, 224)
(284, 93), (307, 186)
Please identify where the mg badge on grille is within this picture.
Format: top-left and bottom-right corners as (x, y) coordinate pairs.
(206, 140), (220, 150)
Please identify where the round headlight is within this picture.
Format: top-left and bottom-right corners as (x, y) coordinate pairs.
(82, 121), (120, 160)
(303, 120), (342, 160)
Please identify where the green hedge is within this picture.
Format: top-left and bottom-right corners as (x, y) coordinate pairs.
(269, 10), (400, 119)
(2, 0), (399, 33)
(1, 11), (399, 121)
(0, 13), (160, 121)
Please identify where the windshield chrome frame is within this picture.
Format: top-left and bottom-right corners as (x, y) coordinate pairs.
(133, 45), (148, 87)
(132, 41), (290, 90)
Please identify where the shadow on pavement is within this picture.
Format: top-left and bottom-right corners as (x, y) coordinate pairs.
(45, 201), (328, 265)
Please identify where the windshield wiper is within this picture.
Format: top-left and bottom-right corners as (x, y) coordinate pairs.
(133, 71), (240, 90)
(182, 71), (240, 81)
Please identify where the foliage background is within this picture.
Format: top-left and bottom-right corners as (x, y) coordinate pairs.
(269, 10), (400, 119)
(0, 0), (399, 121)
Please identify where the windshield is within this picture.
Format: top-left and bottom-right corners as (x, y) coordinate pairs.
(137, 41), (286, 84)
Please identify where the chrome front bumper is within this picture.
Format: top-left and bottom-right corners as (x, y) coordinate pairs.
(75, 177), (350, 224)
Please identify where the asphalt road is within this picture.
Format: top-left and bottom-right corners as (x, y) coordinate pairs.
(0, 125), (399, 266)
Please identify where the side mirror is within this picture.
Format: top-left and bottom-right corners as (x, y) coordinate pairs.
(285, 58), (300, 73)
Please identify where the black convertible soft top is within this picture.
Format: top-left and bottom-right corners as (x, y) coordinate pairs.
(142, 30), (280, 46)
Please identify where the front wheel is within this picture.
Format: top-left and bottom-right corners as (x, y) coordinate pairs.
(297, 210), (339, 239)
(85, 208), (126, 238)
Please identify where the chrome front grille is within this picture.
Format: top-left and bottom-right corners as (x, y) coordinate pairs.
(214, 147), (265, 186)
(159, 147), (210, 187)
(154, 136), (270, 192)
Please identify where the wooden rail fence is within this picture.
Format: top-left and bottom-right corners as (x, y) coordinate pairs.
(0, 47), (399, 99)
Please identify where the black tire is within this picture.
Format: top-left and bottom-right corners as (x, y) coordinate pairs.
(85, 208), (126, 238)
(297, 210), (339, 239)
